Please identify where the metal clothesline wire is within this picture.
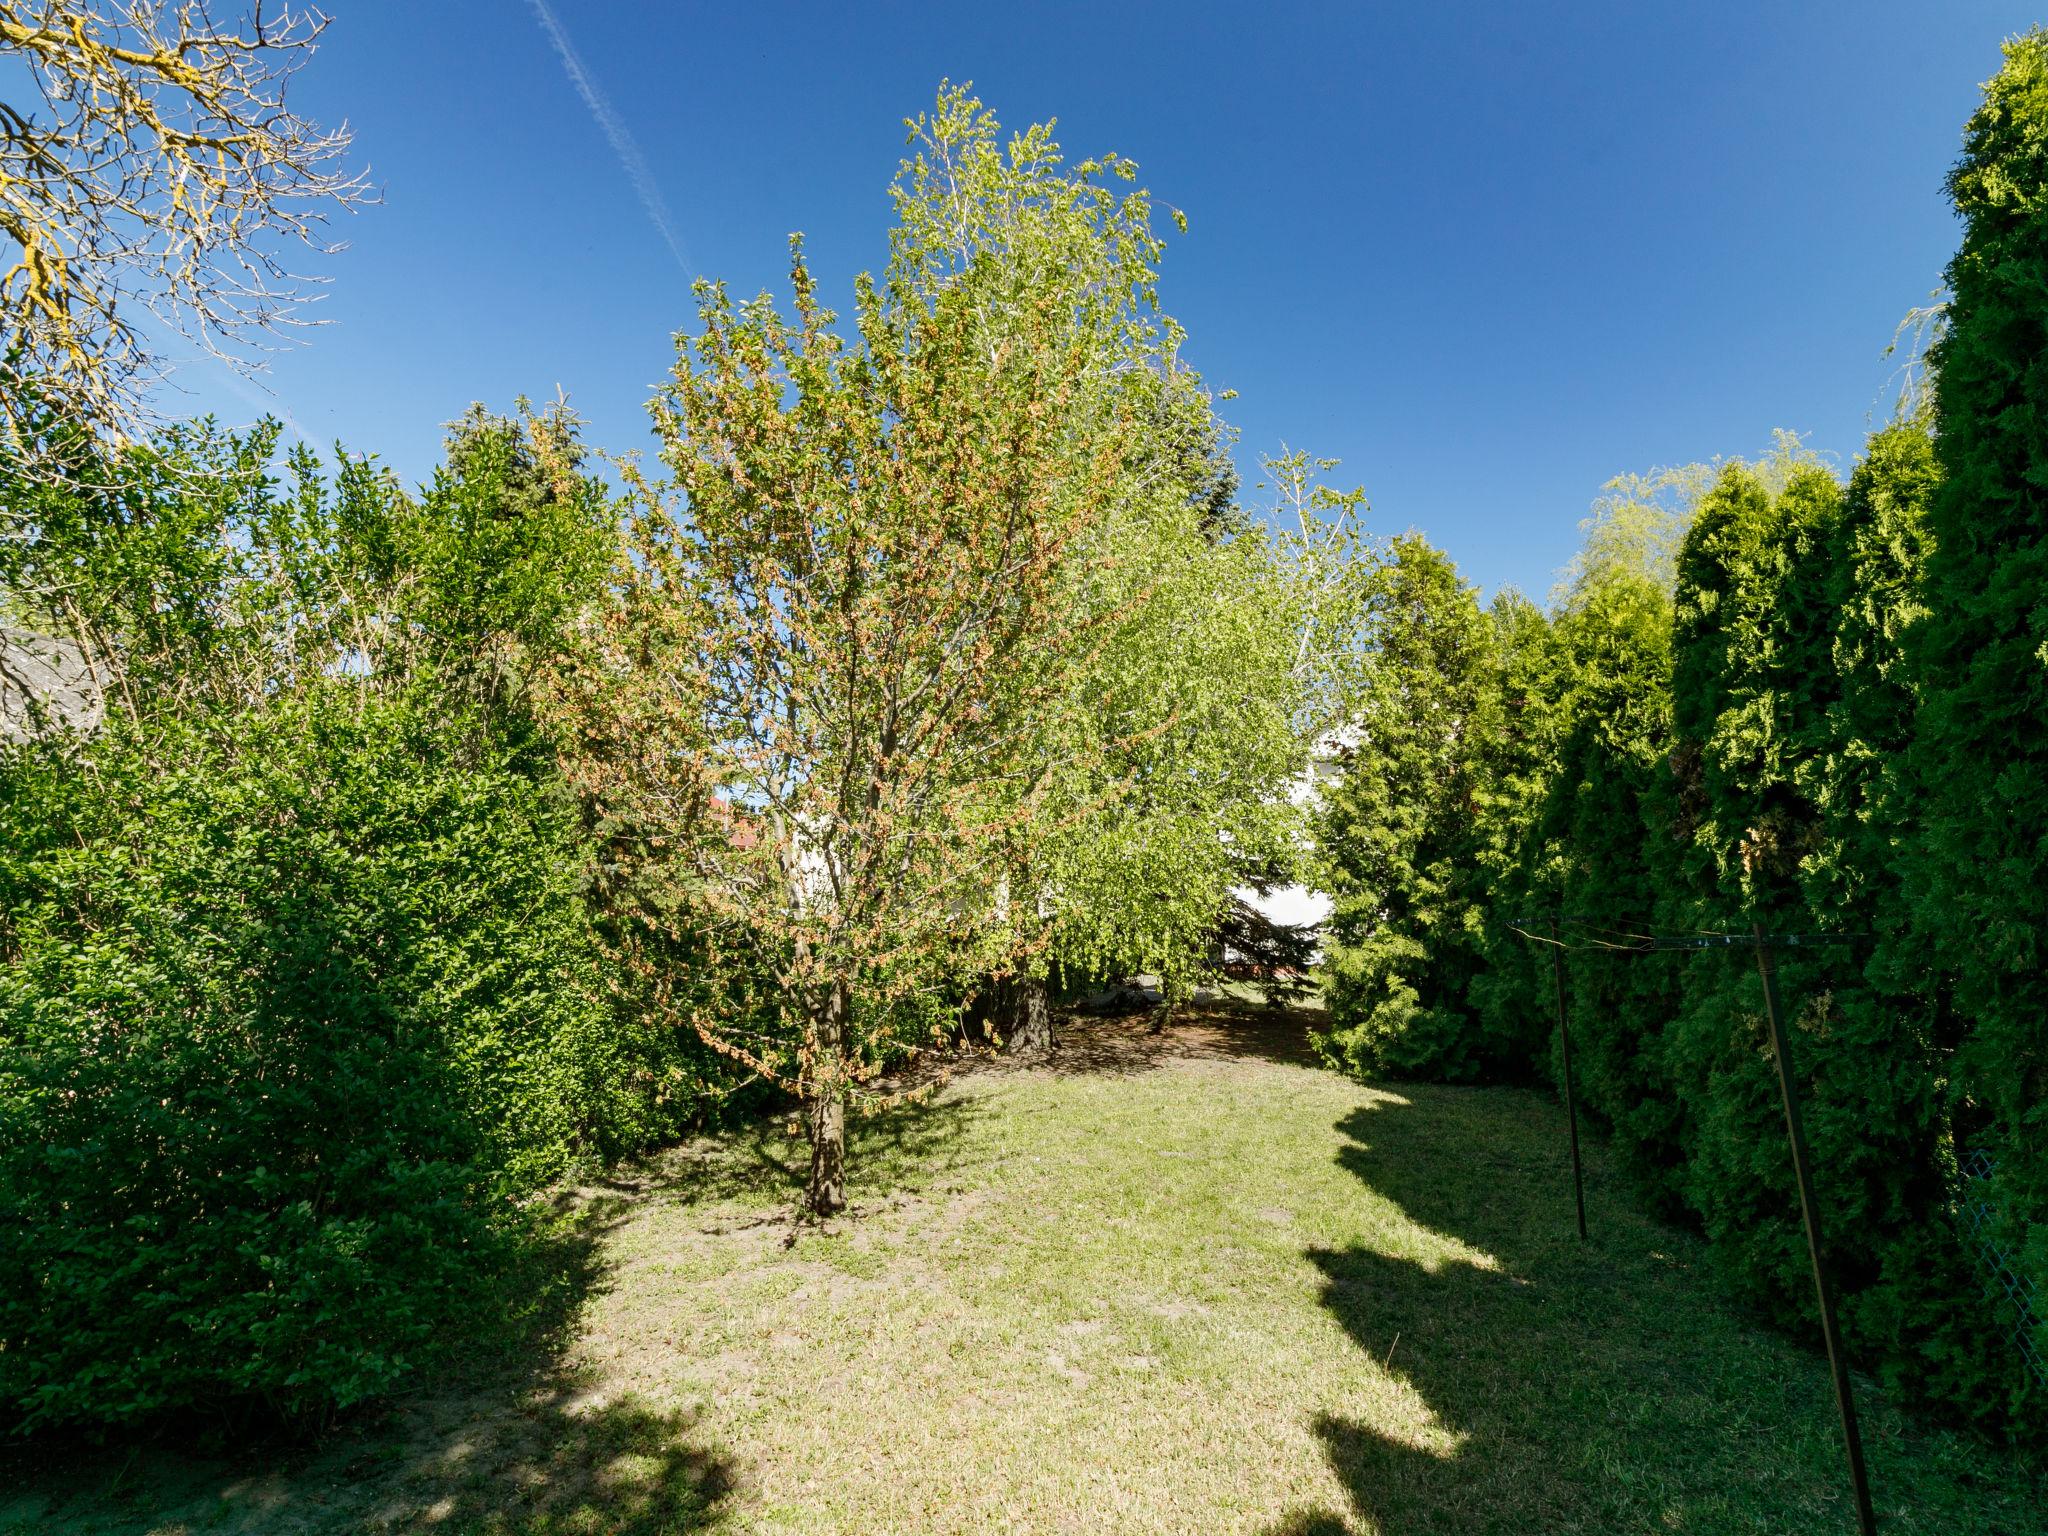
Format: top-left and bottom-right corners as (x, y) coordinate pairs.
(1509, 908), (1878, 1534)
(1503, 919), (1870, 953)
(1507, 911), (1807, 934)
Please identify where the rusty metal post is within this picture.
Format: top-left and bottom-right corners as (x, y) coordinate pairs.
(1753, 922), (1876, 1535)
(1550, 914), (1588, 1240)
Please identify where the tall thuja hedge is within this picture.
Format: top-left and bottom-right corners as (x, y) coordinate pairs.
(1650, 432), (2022, 1427)
(1458, 472), (1697, 1205)
(1460, 592), (1566, 1073)
(1906, 29), (2048, 1415)
(1819, 421), (2019, 1422)
(1531, 567), (1689, 1211)
(1660, 464), (1847, 1325)
(1316, 535), (1507, 1079)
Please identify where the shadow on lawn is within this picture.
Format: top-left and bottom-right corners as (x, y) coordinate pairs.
(1259, 1089), (1636, 1535)
(297, 1383), (734, 1536)
(4, 1192), (738, 1536)
(1041, 998), (1323, 1080)
(602, 1089), (988, 1217)
(1261, 1086), (2044, 1536)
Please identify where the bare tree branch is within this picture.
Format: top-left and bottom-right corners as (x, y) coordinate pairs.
(0, 0), (371, 483)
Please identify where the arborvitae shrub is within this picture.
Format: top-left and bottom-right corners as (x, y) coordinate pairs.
(1463, 593), (1566, 1075)
(1661, 463), (1847, 1327)
(1904, 29), (2048, 1427)
(1410, 419), (2028, 1428)
(1637, 436), (2024, 1428)
(1539, 572), (1689, 1212)
(1810, 421), (2018, 1423)
(1316, 536), (1505, 1080)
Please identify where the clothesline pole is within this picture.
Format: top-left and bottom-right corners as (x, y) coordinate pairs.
(1752, 922), (1876, 1536)
(1548, 913), (1588, 1241)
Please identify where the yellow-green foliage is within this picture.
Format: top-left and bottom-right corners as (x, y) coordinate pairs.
(1040, 454), (1311, 995)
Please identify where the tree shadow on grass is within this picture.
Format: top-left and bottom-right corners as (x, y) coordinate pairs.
(65, 1386), (740, 1536)
(602, 1090), (988, 1219)
(2, 1200), (738, 1535)
(1037, 998), (1324, 1080)
(1263, 1086), (2046, 1536)
(308, 1382), (733, 1535)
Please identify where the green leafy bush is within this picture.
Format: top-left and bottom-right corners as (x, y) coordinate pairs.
(0, 407), (748, 1435)
(0, 692), (610, 1431)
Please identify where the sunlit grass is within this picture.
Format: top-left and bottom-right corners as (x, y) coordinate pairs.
(5, 1006), (2039, 1534)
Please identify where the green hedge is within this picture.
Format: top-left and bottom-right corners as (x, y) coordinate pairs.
(1313, 425), (2040, 1431)
(1307, 36), (2048, 1437)
(0, 405), (772, 1436)
(1904, 29), (2048, 1424)
(1651, 447), (2023, 1423)
(1659, 462), (1849, 1330)
(0, 693), (631, 1432)
(1529, 570), (1689, 1215)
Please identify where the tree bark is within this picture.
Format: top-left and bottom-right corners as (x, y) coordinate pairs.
(998, 974), (1053, 1058)
(1147, 971), (1177, 1036)
(806, 981), (849, 1215)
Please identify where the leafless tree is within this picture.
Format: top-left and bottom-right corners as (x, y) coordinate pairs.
(1, 1), (371, 473)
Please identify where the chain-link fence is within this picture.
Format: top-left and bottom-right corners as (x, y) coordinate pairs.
(1959, 1150), (2045, 1389)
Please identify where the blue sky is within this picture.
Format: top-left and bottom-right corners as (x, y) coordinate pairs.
(168, 1), (2035, 599)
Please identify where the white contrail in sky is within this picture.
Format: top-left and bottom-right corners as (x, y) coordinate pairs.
(152, 342), (316, 448)
(215, 374), (315, 449)
(526, 0), (696, 278)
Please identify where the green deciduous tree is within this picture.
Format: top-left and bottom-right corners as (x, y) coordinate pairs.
(575, 88), (1197, 1215)
(1032, 443), (1315, 1033)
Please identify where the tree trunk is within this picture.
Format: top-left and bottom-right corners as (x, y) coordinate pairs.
(805, 981), (849, 1216)
(999, 974), (1053, 1058)
(1148, 970), (1177, 1036)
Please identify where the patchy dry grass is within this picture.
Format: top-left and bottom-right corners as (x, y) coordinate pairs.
(5, 1005), (2040, 1534)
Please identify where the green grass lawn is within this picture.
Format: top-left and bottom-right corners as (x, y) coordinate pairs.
(6, 1005), (2041, 1535)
